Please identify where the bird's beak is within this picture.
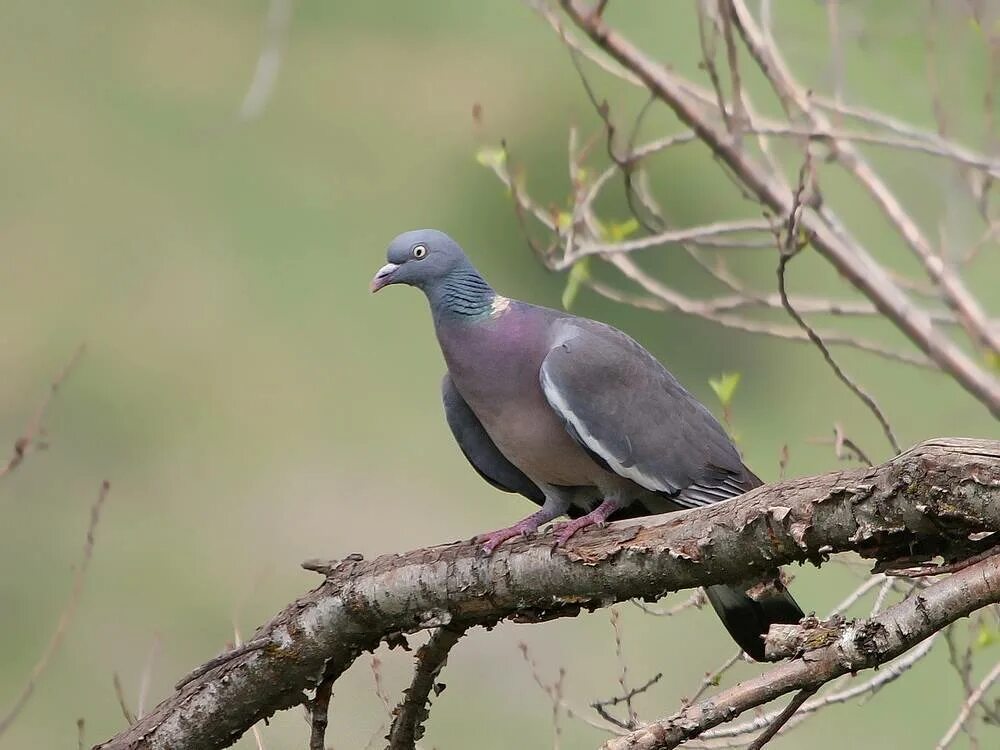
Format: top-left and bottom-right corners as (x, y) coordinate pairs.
(370, 262), (399, 293)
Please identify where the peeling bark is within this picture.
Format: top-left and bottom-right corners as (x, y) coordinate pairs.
(95, 438), (1000, 750)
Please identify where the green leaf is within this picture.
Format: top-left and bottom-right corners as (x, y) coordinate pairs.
(976, 623), (1000, 649)
(708, 372), (742, 408)
(474, 146), (506, 169)
(562, 257), (592, 310)
(985, 350), (1000, 373)
(607, 217), (640, 241)
(556, 212), (573, 232)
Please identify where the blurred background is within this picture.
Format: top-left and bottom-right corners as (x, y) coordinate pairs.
(1, 1), (997, 748)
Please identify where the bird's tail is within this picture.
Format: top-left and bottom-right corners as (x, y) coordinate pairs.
(704, 581), (804, 661)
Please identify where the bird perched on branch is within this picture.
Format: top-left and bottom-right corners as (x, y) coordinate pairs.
(371, 229), (803, 660)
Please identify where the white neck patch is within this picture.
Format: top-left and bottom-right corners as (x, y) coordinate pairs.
(490, 295), (511, 318)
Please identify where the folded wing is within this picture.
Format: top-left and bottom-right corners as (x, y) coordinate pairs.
(539, 319), (755, 508)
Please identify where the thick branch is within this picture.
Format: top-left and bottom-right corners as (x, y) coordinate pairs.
(95, 438), (1000, 750)
(604, 552), (1000, 750)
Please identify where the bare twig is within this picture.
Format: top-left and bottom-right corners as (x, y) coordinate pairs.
(592, 672), (663, 731)
(238, 0), (293, 121)
(0, 345), (84, 480)
(0, 480), (110, 737)
(702, 633), (939, 741)
(745, 687), (817, 750)
(937, 658), (1000, 749)
(560, 0), (1000, 416)
(601, 257), (935, 369)
(887, 546), (1000, 578)
(631, 590), (705, 617)
(308, 675), (333, 750)
(136, 635), (161, 719)
(777, 157), (901, 454)
(113, 673), (136, 726)
(728, 0), (1000, 357)
(684, 651), (742, 708)
(604, 554), (1000, 750)
(609, 608), (636, 728)
(386, 625), (467, 750)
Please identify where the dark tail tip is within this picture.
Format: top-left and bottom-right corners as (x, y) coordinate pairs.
(704, 583), (804, 661)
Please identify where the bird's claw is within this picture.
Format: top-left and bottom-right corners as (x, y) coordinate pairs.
(475, 523), (537, 555)
(551, 516), (609, 546)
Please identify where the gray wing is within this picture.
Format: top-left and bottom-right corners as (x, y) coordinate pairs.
(441, 374), (545, 504)
(539, 319), (757, 509)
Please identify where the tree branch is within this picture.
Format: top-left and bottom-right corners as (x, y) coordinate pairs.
(386, 625), (467, 750)
(95, 438), (1000, 749)
(558, 0), (1000, 417)
(605, 552), (1000, 750)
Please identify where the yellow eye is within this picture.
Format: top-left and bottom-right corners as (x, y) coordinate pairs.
(412, 244), (428, 259)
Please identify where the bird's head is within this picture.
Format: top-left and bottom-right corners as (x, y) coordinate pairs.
(370, 229), (473, 293)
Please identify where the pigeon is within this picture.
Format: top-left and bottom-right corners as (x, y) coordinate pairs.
(372, 229), (803, 660)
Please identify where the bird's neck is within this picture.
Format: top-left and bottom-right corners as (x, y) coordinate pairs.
(427, 269), (506, 323)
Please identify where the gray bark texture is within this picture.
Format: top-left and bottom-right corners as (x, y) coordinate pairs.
(96, 438), (1000, 750)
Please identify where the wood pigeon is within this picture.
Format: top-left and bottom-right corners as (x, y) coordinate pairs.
(372, 229), (803, 660)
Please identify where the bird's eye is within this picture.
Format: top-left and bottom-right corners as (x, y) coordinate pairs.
(412, 244), (428, 260)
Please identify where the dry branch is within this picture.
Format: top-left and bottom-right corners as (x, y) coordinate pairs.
(0, 345), (84, 480)
(0, 480), (110, 737)
(558, 0), (1000, 417)
(605, 553), (1000, 750)
(386, 625), (467, 750)
(95, 438), (1000, 750)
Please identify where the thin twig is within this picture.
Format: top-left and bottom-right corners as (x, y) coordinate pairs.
(745, 687), (817, 750)
(684, 651), (743, 708)
(730, 0), (1000, 357)
(631, 590), (706, 617)
(777, 157), (901, 454)
(136, 634), (161, 719)
(113, 673), (136, 726)
(592, 672), (663, 731)
(702, 634), (939, 740)
(887, 546), (1000, 578)
(386, 625), (467, 750)
(718, 0), (745, 139)
(518, 642), (622, 734)
(560, 0), (1000, 414)
(308, 675), (334, 750)
(0, 480), (110, 737)
(238, 0), (294, 121)
(936, 658), (1000, 749)
(609, 608), (636, 728)
(828, 574), (886, 617)
(602, 257), (934, 369)
(0, 345), (84, 480)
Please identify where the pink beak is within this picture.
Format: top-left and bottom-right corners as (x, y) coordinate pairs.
(370, 263), (399, 293)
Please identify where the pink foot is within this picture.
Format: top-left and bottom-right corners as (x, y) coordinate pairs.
(552, 499), (621, 546)
(475, 518), (546, 555)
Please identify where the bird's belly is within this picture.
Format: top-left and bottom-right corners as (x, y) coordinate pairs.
(481, 401), (600, 487)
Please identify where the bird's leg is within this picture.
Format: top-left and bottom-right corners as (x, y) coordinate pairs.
(552, 497), (622, 546)
(476, 495), (569, 555)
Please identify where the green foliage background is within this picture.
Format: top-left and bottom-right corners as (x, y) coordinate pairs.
(1, 2), (997, 747)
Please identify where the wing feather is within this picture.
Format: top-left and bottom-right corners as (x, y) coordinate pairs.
(539, 319), (756, 508)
